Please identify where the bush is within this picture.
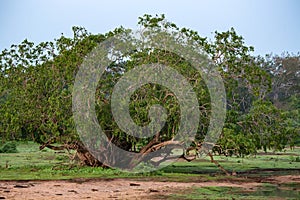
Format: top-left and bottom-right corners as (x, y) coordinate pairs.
(0, 142), (18, 153)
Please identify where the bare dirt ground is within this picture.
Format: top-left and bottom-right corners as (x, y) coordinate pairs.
(0, 175), (299, 200)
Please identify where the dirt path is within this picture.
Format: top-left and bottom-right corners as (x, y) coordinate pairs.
(0, 175), (299, 200)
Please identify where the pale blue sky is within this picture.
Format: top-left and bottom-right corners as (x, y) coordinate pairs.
(0, 0), (299, 56)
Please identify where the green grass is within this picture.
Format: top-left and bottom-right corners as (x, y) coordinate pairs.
(162, 184), (300, 200)
(166, 186), (258, 200)
(0, 141), (130, 180)
(162, 148), (300, 177)
(0, 142), (299, 180)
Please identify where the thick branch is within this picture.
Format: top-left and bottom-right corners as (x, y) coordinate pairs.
(207, 152), (231, 176)
(144, 140), (183, 154)
(139, 132), (161, 154)
(40, 144), (65, 151)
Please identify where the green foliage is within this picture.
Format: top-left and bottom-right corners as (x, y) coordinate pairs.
(216, 128), (257, 157)
(242, 100), (293, 151)
(217, 99), (298, 156)
(263, 53), (300, 109)
(0, 142), (18, 153)
(0, 27), (105, 143)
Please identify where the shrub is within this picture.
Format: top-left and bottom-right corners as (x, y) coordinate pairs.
(0, 142), (18, 153)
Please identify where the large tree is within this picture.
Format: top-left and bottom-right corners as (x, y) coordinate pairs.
(0, 14), (297, 172)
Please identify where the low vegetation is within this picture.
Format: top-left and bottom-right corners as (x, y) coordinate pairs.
(0, 142), (299, 179)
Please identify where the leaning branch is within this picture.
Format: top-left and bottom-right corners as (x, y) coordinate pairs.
(207, 152), (231, 176)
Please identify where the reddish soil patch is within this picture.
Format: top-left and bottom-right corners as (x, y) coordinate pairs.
(0, 175), (299, 199)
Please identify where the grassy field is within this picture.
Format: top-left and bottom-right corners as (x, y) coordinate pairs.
(0, 141), (299, 199)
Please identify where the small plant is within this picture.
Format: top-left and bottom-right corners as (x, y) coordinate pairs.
(0, 142), (18, 153)
(290, 156), (300, 162)
(55, 155), (68, 161)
